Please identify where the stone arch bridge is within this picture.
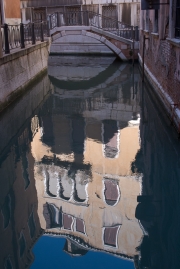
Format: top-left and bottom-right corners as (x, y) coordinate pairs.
(48, 11), (139, 61)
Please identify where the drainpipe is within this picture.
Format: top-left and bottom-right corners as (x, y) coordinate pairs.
(142, 35), (146, 82)
(0, 18), (2, 58)
(0, 0), (5, 24)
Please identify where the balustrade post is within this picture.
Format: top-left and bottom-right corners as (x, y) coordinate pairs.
(86, 11), (89, 26)
(130, 26), (134, 40)
(135, 26), (139, 41)
(40, 22), (44, 42)
(31, 22), (36, 45)
(47, 15), (50, 37)
(20, 23), (25, 49)
(4, 24), (10, 54)
(56, 12), (60, 27)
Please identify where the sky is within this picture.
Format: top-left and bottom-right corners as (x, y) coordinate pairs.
(31, 236), (135, 269)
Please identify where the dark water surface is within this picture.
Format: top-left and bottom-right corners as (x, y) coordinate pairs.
(0, 56), (180, 269)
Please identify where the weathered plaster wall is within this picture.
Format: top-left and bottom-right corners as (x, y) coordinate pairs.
(0, 41), (49, 112)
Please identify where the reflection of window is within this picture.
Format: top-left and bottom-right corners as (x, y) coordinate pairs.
(2, 195), (11, 229)
(4, 257), (13, 269)
(71, 117), (85, 154)
(176, 0), (180, 38)
(19, 233), (26, 257)
(103, 225), (121, 248)
(45, 170), (58, 198)
(47, 203), (61, 228)
(28, 212), (36, 238)
(74, 171), (88, 202)
(75, 218), (85, 234)
(21, 153), (30, 189)
(63, 213), (74, 230)
(102, 120), (119, 159)
(60, 176), (73, 201)
(41, 116), (54, 147)
(104, 179), (120, 206)
(44, 165), (90, 204)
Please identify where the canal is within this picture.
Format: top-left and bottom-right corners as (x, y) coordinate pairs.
(0, 56), (180, 269)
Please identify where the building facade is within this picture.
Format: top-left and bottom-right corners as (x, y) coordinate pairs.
(0, 0), (21, 24)
(139, 1), (180, 124)
(20, 0), (140, 26)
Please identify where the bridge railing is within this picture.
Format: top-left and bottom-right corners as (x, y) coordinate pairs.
(1, 21), (49, 54)
(48, 11), (139, 41)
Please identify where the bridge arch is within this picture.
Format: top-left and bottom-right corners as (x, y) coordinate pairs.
(50, 27), (127, 61)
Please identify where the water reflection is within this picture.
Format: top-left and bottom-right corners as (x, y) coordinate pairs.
(134, 85), (180, 269)
(0, 56), (142, 268)
(0, 75), (50, 269)
(33, 56), (142, 261)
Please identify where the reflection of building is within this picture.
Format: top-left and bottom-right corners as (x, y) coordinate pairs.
(0, 74), (50, 269)
(0, 125), (42, 269)
(134, 83), (180, 269)
(20, 0), (140, 26)
(31, 60), (143, 261)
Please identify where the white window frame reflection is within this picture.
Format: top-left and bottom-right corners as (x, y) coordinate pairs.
(102, 178), (121, 207)
(102, 225), (121, 249)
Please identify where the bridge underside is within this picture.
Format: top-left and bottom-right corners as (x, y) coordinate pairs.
(50, 26), (139, 61)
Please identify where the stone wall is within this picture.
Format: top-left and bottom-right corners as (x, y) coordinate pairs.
(0, 41), (49, 112)
(139, 4), (180, 132)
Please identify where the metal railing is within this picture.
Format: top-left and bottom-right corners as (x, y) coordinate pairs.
(48, 11), (139, 41)
(1, 21), (49, 54)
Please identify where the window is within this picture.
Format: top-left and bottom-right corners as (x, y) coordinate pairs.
(102, 6), (118, 29)
(103, 225), (121, 248)
(145, 10), (149, 31)
(66, 7), (81, 26)
(154, 9), (159, 33)
(175, 0), (180, 38)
